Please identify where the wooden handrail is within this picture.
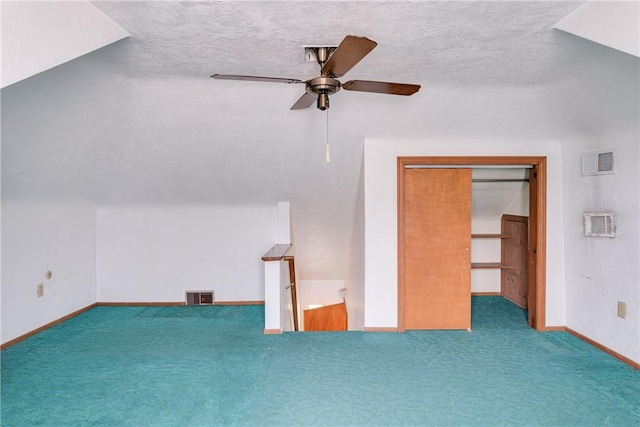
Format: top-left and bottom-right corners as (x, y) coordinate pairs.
(261, 243), (292, 261)
(261, 243), (299, 331)
(284, 256), (299, 332)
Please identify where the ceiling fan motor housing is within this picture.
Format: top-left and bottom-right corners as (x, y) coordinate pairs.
(306, 77), (341, 95)
(306, 77), (340, 111)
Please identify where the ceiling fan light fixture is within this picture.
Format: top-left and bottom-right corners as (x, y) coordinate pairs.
(317, 93), (329, 111)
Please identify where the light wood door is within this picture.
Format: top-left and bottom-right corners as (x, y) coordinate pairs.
(501, 215), (529, 308)
(403, 169), (472, 330)
(304, 302), (347, 331)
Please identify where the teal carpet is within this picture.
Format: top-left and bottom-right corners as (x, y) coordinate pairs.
(2, 297), (639, 426)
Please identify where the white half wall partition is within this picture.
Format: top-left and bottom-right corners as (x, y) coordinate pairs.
(264, 261), (282, 332)
(363, 138), (566, 329)
(263, 201), (294, 334)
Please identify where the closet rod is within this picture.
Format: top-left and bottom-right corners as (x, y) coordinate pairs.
(472, 179), (529, 183)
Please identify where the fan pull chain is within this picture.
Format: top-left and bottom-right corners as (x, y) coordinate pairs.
(325, 108), (331, 163)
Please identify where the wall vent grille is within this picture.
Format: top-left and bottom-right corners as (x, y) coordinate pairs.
(583, 212), (615, 238)
(582, 149), (615, 176)
(185, 291), (214, 305)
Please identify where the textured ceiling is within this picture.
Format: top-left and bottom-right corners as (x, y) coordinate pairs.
(4, 1), (638, 281)
(93, 0), (580, 86)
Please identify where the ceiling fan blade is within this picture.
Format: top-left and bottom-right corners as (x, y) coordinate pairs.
(321, 35), (377, 78)
(290, 92), (316, 110)
(342, 80), (421, 96)
(211, 74), (304, 84)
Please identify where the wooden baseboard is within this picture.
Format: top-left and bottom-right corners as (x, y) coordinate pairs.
(566, 327), (640, 370)
(5, 304), (637, 370)
(216, 301), (265, 306)
(1, 303), (98, 350)
(471, 292), (501, 296)
(97, 302), (184, 306)
(1, 301), (266, 349)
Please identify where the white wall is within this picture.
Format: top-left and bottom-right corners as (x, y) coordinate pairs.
(345, 158), (366, 330)
(298, 280), (345, 309)
(553, 28), (640, 363)
(1, 199), (97, 344)
(298, 280), (345, 330)
(562, 132), (640, 363)
(97, 205), (277, 303)
(363, 138), (565, 329)
(1, 43), (105, 344)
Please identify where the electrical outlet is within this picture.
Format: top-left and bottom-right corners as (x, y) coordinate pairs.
(617, 301), (626, 319)
(37, 283), (44, 298)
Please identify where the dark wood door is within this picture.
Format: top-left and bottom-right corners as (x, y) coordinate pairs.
(501, 215), (528, 308)
(403, 168), (472, 330)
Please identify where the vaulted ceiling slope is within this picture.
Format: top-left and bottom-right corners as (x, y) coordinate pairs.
(554, 1), (640, 57)
(2, 1), (638, 280)
(0, 1), (129, 88)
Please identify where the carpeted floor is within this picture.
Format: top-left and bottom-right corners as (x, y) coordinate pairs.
(2, 297), (639, 426)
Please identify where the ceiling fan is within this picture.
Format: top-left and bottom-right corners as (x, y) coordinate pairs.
(211, 35), (421, 111)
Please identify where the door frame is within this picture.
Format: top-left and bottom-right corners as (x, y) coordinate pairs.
(398, 156), (547, 331)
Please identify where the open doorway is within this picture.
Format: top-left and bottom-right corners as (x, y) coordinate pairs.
(397, 156), (547, 332)
(470, 168), (530, 320)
